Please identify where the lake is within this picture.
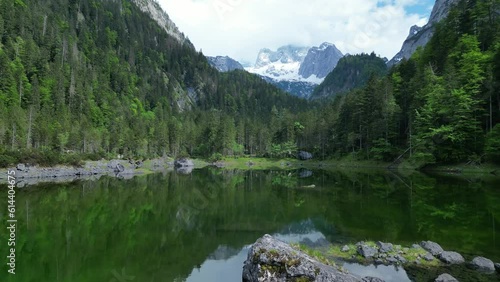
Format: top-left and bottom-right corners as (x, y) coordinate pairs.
(1, 168), (499, 281)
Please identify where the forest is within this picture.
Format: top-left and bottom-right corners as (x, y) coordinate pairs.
(0, 0), (499, 168)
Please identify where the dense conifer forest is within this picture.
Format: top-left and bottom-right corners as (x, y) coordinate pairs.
(0, 0), (499, 167)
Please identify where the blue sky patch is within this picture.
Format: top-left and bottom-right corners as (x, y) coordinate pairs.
(406, 1), (434, 17)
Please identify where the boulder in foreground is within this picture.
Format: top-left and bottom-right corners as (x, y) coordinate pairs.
(243, 234), (362, 282)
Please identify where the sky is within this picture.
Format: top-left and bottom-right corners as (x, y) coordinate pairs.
(159, 0), (435, 65)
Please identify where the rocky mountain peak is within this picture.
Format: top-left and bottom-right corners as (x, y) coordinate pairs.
(207, 56), (244, 72)
(254, 45), (310, 68)
(388, 0), (459, 66)
(299, 42), (343, 79)
(131, 0), (192, 47)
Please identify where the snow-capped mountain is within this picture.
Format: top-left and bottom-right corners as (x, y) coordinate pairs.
(246, 45), (316, 82)
(207, 56), (244, 72)
(246, 43), (344, 98)
(388, 0), (458, 66)
(131, 0), (192, 47)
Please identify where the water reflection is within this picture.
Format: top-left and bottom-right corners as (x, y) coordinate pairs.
(343, 263), (410, 282)
(0, 168), (498, 282)
(187, 220), (411, 282)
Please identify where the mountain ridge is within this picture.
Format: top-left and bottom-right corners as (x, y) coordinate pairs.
(388, 0), (459, 66)
(207, 56), (244, 72)
(245, 42), (344, 98)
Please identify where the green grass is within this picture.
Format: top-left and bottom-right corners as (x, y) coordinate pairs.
(291, 243), (336, 267)
(326, 241), (442, 267)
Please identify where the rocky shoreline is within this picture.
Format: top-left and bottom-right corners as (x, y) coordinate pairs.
(243, 235), (500, 282)
(0, 158), (178, 187)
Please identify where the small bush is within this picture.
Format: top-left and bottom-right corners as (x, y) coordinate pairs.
(209, 152), (223, 163)
(0, 154), (16, 168)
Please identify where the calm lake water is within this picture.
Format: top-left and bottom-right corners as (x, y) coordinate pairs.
(1, 168), (500, 282)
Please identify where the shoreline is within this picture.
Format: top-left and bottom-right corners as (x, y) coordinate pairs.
(1, 157), (498, 187)
(0, 158), (180, 187)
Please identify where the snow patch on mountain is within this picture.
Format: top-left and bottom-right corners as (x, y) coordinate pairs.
(246, 43), (342, 86)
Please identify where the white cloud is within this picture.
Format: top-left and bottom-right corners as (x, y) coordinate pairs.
(158, 0), (430, 64)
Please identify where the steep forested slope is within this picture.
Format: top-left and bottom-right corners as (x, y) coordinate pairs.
(310, 53), (387, 100)
(303, 0), (500, 165)
(0, 0), (308, 165)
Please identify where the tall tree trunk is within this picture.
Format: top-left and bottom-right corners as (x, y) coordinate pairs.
(26, 107), (32, 148)
(11, 124), (16, 150)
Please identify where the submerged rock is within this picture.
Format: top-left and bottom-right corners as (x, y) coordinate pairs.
(469, 256), (495, 272)
(242, 234), (361, 282)
(434, 273), (458, 282)
(438, 251), (464, 264)
(420, 241), (444, 256)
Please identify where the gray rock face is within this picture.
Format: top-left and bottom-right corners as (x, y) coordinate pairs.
(131, 0), (192, 47)
(207, 56), (244, 72)
(420, 241), (444, 256)
(435, 273), (459, 282)
(357, 245), (378, 258)
(376, 242), (393, 253)
(388, 0), (459, 66)
(298, 151), (313, 160)
(242, 234), (361, 282)
(438, 251), (465, 264)
(299, 42), (344, 79)
(174, 158), (194, 168)
(469, 256), (495, 272)
(495, 262), (500, 272)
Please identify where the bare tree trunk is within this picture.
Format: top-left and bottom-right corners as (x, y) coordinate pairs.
(11, 124), (16, 150)
(490, 92), (493, 132)
(42, 15), (47, 37)
(19, 77), (23, 104)
(26, 107), (33, 148)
